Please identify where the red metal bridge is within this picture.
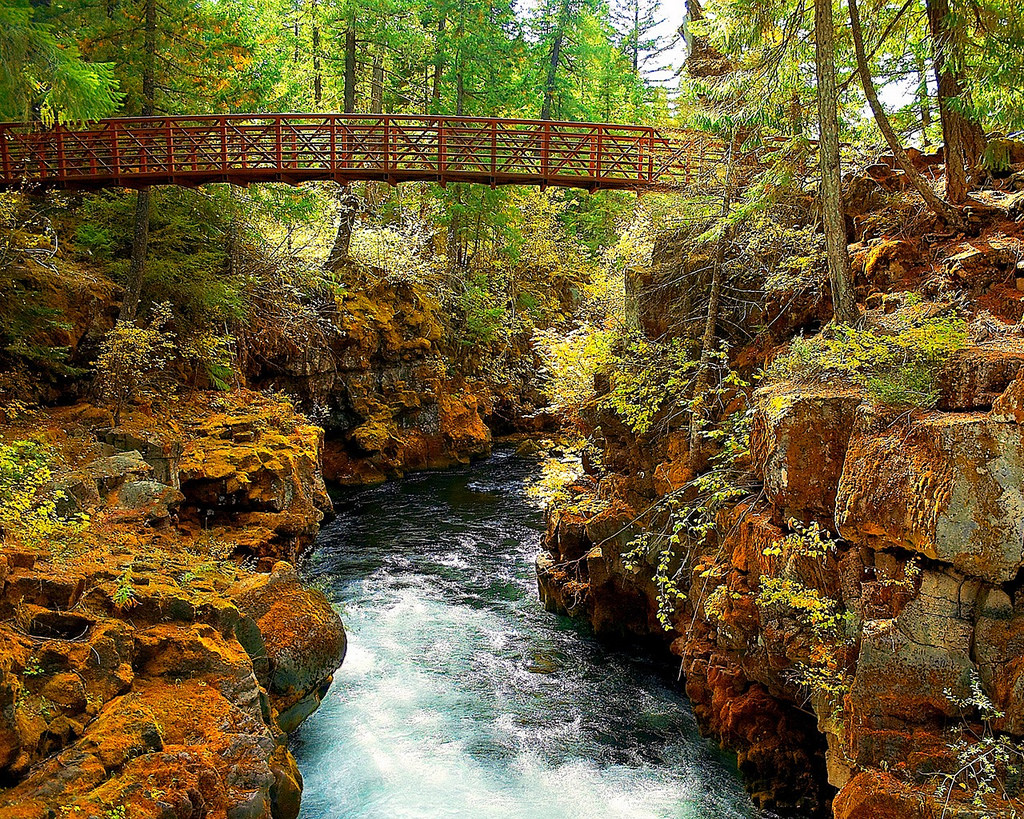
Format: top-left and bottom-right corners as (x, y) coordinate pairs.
(0, 114), (729, 193)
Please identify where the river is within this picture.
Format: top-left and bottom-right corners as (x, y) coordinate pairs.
(293, 448), (757, 819)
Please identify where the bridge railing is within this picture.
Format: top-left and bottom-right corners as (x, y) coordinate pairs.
(0, 114), (676, 191)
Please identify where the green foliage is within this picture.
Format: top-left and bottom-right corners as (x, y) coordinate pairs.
(76, 189), (239, 329)
(601, 334), (700, 436)
(981, 138), (1023, 175)
(602, 335), (749, 439)
(623, 405), (754, 631)
(72, 222), (116, 261)
(0, 195), (83, 377)
(112, 564), (137, 610)
(758, 577), (843, 640)
(763, 519), (835, 559)
(525, 440), (607, 515)
(95, 303), (177, 426)
(455, 278), (506, 347)
(534, 325), (616, 424)
(0, 440), (88, 552)
(752, 218), (826, 296)
(179, 331), (236, 391)
(556, 190), (636, 257)
(602, 335), (678, 436)
(0, 0), (121, 124)
(23, 657), (44, 677)
(767, 307), (967, 407)
(756, 520), (854, 704)
(945, 0), (1024, 131)
(935, 672), (1024, 816)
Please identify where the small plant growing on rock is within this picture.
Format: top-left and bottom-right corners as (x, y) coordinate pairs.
(935, 672), (1024, 817)
(112, 563), (137, 610)
(526, 440), (606, 515)
(766, 305), (967, 408)
(95, 302), (176, 426)
(756, 521), (855, 708)
(23, 658), (44, 677)
(623, 405), (755, 632)
(763, 519), (835, 559)
(0, 440), (88, 552)
(179, 330), (236, 391)
(600, 334), (701, 437)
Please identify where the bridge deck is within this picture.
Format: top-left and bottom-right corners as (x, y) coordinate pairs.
(0, 114), (730, 192)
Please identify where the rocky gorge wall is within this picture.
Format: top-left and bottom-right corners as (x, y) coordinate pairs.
(2, 246), (500, 490)
(240, 269), (513, 486)
(0, 391), (346, 819)
(538, 190), (1024, 816)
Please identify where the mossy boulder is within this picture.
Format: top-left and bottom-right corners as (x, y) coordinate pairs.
(230, 562), (346, 732)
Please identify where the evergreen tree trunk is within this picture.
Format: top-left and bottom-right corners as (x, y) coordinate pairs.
(120, 0), (157, 322)
(455, 11), (466, 116)
(916, 54), (932, 146)
(541, 30), (564, 120)
(926, 0), (985, 204)
(849, 0), (961, 226)
(334, 20), (359, 273)
(327, 186), (360, 273)
(312, 0), (322, 107)
(344, 23), (357, 113)
(813, 0), (858, 325)
(431, 15), (446, 113)
(121, 188), (151, 322)
(371, 47), (384, 114)
(688, 137), (735, 470)
(632, 3), (640, 73)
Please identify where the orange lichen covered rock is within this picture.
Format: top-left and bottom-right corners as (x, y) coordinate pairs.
(0, 680), (286, 819)
(832, 771), (934, 819)
(177, 395), (332, 559)
(750, 387), (863, 522)
(0, 395), (344, 818)
(231, 562), (347, 732)
(836, 409), (1024, 583)
(681, 643), (828, 813)
(0, 542), (340, 818)
(937, 340), (1024, 410)
(945, 235), (1023, 291)
(858, 238), (918, 291)
(335, 379), (492, 481)
(652, 431), (692, 496)
(847, 570), (976, 739)
(717, 502), (784, 577)
(438, 388), (492, 460)
(992, 369), (1024, 423)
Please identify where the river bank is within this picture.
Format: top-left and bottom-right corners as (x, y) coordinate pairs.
(0, 392), (346, 819)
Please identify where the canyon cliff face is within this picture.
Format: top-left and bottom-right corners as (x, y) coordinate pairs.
(538, 187), (1024, 816)
(241, 269), (496, 485)
(0, 392), (346, 819)
(7, 247), (499, 489)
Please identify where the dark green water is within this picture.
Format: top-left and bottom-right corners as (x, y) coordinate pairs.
(293, 449), (757, 819)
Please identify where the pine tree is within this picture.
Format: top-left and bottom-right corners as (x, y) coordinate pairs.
(813, 0), (857, 325)
(926, 0), (986, 203)
(0, 1), (121, 124)
(848, 0), (961, 226)
(610, 0), (666, 76)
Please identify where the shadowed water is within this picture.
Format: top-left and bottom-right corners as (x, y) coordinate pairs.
(293, 449), (757, 819)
